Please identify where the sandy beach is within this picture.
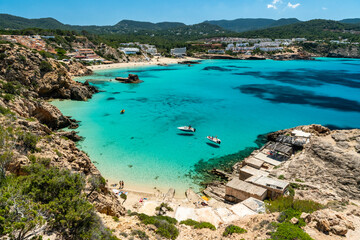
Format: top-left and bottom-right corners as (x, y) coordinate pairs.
(87, 57), (200, 71)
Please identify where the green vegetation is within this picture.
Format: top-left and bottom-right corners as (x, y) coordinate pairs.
(131, 230), (149, 240)
(18, 132), (38, 152)
(39, 60), (53, 73)
(156, 202), (174, 213)
(120, 192), (127, 204)
(0, 163), (117, 239)
(265, 197), (323, 240)
(180, 219), (216, 230)
(0, 106), (13, 115)
(223, 225), (247, 237)
(270, 222), (313, 240)
(205, 18), (300, 32)
(2, 94), (14, 102)
(278, 175), (285, 180)
(239, 19), (360, 42)
(137, 214), (179, 239)
(266, 196), (323, 214)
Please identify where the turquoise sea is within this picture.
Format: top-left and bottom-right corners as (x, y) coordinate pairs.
(52, 58), (360, 195)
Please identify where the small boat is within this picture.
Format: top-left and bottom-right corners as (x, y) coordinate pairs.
(177, 126), (196, 132)
(120, 109), (125, 114)
(207, 136), (221, 144)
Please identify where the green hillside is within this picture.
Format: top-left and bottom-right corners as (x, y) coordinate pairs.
(238, 19), (360, 41)
(340, 18), (360, 24)
(0, 14), (67, 30)
(204, 18), (300, 32)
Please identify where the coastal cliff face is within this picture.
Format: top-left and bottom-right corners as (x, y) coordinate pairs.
(301, 43), (360, 58)
(270, 125), (360, 202)
(0, 43), (125, 224)
(0, 44), (99, 129)
(0, 44), (96, 100)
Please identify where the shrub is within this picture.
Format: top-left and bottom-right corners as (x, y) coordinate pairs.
(278, 175), (285, 180)
(180, 219), (216, 230)
(2, 82), (19, 95)
(120, 193), (127, 204)
(265, 196), (323, 214)
(0, 53), (6, 60)
(1, 164), (117, 239)
(278, 208), (306, 227)
(28, 154), (37, 163)
(180, 219), (198, 226)
(54, 149), (62, 157)
(39, 60), (53, 73)
(270, 222), (313, 240)
(0, 106), (13, 115)
(155, 222), (179, 240)
(137, 214), (178, 239)
(112, 216), (119, 222)
(194, 222), (216, 230)
(19, 132), (38, 152)
(223, 225), (247, 236)
(156, 202), (174, 212)
(19, 55), (27, 62)
(131, 230), (149, 240)
(2, 93), (14, 102)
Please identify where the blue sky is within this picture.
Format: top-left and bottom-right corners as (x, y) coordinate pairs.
(0, 0), (359, 25)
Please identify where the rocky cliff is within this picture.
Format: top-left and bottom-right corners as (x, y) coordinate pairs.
(271, 125), (360, 202)
(0, 44), (96, 100)
(0, 43), (125, 219)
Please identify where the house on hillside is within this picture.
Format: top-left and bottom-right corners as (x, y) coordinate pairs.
(225, 178), (267, 203)
(120, 47), (140, 55)
(170, 47), (186, 57)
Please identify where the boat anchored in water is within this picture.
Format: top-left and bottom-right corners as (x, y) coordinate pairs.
(177, 126), (196, 132)
(207, 136), (221, 144)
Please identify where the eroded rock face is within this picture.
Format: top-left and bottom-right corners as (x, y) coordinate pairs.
(32, 101), (72, 129)
(272, 128), (360, 200)
(0, 44), (97, 101)
(302, 209), (355, 236)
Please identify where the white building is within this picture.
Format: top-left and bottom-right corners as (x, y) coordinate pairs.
(170, 47), (186, 57)
(120, 47), (140, 55)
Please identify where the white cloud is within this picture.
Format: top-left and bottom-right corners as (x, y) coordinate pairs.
(287, 2), (300, 9)
(267, 4), (277, 9)
(322, 7), (327, 10)
(267, 0), (282, 9)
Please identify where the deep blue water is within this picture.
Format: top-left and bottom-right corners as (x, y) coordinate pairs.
(52, 58), (360, 194)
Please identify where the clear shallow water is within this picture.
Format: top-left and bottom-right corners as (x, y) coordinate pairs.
(52, 58), (360, 195)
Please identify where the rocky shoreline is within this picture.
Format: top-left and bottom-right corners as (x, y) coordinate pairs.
(1, 42), (359, 239)
(0, 43), (126, 219)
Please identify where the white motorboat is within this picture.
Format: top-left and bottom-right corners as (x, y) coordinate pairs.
(177, 126), (196, 132)
(207, 136), (221, 144)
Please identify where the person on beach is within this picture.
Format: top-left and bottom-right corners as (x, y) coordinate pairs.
(119, 181), (122, 189)
(122, 181), (125, 189)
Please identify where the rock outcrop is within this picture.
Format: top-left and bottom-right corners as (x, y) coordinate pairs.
(1, 114), (125, 217)
(302, 209), (355, 236)
(271, 126), (360, 201)
(0, 44), (97, 101)
(115, 74), (143, 83)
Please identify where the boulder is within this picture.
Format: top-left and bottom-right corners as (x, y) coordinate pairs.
(290, 217), (299, 224)
(32, 102), (72, 129)
(115, 74), (143, 84)
(309, 209), (354, 236)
